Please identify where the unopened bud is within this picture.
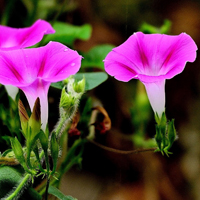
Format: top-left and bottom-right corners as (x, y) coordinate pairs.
(18, 100), (29, 136)
(29, 98), (41, 138)
(73, 77), (85, 94)
(60, 87), (76, 109)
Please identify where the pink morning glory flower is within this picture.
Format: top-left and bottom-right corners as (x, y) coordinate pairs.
(0, 41), (82, 130)
(0, 19), (55, 50)
(104, 32), (197, 117)
(0, 19), (55, 100)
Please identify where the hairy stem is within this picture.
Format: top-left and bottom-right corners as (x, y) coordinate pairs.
(5, 174), (31, 200)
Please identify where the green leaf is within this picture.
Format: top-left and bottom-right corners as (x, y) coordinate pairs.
(139, 20), (171, 34)
(51, 72), (108, 91)
(81, 44), (115, 70)
(51, 81), (64, 90)
(0, 166), (42, 200)
(43, 22), (92, 46)
(75, 72), (108, 90)
(48, 186), (77, 200)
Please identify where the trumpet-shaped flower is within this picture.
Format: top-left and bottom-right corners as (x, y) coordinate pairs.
(0, 41), (82, 130)
(104, 32), (197, 117)
(0, 19), (55, 99)
(0, 19), (55, 50)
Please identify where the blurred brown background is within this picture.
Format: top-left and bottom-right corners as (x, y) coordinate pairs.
(60, 0), (200, 200)
(1, 0), (200, 199)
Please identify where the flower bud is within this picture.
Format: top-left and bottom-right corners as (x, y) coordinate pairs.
(73, 77), (85, 94)
(29, 98), (41, 139)
(59, 87), (76, 110)
(18, 99), (29, 136)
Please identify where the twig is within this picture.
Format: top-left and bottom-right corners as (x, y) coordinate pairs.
(88, 139), (158, 154)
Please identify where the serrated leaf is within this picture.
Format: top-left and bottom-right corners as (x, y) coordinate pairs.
(51, 72), (108, 91)
(43, 22), (92, 46)
(81, 44), (115, 69)
(48, 186), (77, 200)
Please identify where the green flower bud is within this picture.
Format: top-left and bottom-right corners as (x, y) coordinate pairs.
(18, 99), (29, 136)
(73, 77), (85, 94)
(29, 97), (41, 139)
(63, 75), (73, 85)
(60, 87), (76, 110)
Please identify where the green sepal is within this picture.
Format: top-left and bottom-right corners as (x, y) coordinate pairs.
(155, 125), (162, 151)
(38, 130), (48, 152)
(10, 137), (36, 174)
(73, 77), (85, 94)
(33, 146), (45, 173)
(166, 119), (176, 150)
(26, 129), (41, 170)
(59, 87), (76, 110)
(10, 137), (25, 165)
(38, 130), (49, 172)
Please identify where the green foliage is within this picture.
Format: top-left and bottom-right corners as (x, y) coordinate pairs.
(0, 95), (21, 142)
(51, 72), (108, 91)
(81, 44), (115, 70)
(42, 22), (92, 46)
(155, 113), (177, 156)
(0, 166), (41, 200)
(48, 186), (77, 200)
(75, 72), (108, 90)
(139, 19), (171, 34)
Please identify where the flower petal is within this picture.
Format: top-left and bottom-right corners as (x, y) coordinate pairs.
(143, 80), (166, 117)
(104, 32), (197, 83)
(0, 41), (82, 86)
(0, 41), (82, 130)
(20, 79), (50, 131)
(0, 19), (55, 50)
(35, 42), (82, 82)
(4, 85), (19, 100)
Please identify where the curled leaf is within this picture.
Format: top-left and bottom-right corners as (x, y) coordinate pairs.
(91, 106), (111, 134)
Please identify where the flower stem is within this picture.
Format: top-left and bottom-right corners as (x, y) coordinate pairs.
(88, 139), (158, 154)
(45, 175), (50, 200)
(5, 173), (31, 200)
